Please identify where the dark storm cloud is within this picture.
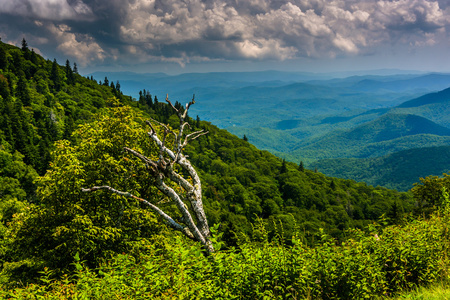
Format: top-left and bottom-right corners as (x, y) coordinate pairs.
(0, 0), (449, 67)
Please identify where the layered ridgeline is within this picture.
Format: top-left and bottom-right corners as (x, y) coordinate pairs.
(304, 88), (450, 191)
(0, 40), (414, 274)
(97, 69), (450, 191)
(246, 85), (450, 191)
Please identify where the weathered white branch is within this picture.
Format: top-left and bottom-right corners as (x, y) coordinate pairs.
(82, 94), (214, 254)
(81, 185), (194, 239)
(182, 130), (209, 149)
(123, 147), (157, 171)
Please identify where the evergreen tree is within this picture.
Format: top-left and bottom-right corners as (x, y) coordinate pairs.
(196, 115), (201, 128)
(65, 59), (74, 84)
(103, 76), (109, 86)
(280, 159), (287, 173)
(16, 73), (31, 106)
(21, 38), (30, 60)
(330, 179), (336, 190)
(50, 59), (61, 91)
(0, 46), (7, 70)
(145, 90), (153, 107)
(138, 90), (145, 106)
(299, 161), (304, 172)
(73, 62), (78, 74)
(115, 80), (120, 93)
(243, 134), (248, 142)
(21, 38), (28, 52)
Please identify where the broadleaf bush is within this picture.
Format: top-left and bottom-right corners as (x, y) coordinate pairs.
(2, 209), (449, 299)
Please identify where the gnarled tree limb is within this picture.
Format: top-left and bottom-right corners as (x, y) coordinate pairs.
(81, 185), (194, 239)
(82, 95), (213, 254)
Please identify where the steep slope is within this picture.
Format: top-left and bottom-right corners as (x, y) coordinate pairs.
(0, 40), (413, 247)
(310, 146), (450, 191)
(0, 40), (133, 177)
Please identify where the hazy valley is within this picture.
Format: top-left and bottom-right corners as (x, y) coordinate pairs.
(93, 70), (450, 191)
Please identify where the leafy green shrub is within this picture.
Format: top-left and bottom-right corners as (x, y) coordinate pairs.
(2, 208), (449, 299)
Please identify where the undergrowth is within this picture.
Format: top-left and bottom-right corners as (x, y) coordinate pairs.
(1, 208), (449, 299)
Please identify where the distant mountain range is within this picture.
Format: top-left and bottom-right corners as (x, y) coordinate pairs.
(88, 70), (450, 191)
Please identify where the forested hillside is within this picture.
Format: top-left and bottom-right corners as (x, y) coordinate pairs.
(289, 113), (450, 162)
(96, 68), (450, 193)
(0, 40), (449, 300)
(311, 146), (450, 191)
(0, 39), (412, 259)
(0, 39), (132, 175)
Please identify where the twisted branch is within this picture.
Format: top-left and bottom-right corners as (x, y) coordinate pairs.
(82, 94), (213, 254)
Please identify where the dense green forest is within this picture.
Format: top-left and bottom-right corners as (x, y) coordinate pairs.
(310, 146), (450, 191)
(0, 40), (449, 299)
(98, 69), (450, 192)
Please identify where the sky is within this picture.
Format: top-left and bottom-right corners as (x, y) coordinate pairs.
(1, 0), (450, 75)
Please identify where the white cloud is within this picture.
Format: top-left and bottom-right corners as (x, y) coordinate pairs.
(47, 24), (105, 66)
(115, 0), (450, 62)
(0, 0), (94, 21)
(2, 0), (450, 66)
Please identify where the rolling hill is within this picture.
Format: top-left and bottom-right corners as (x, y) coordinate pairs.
(397, 86), (450, 108)
(87, 68), (450, 192)
(285, 113), (450, 162)
(310, 146), (450, 191)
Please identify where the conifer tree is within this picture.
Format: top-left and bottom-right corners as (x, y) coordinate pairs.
(299, 161), (304, 172)
(21, 38), (30, 60)
(0, 47), (7, 70)
(280, 159), (287, 173)
(50, 59), (61, 91)
(65, 59), (74, 84)
(145, 90), (153, 107)
(115, 80), (120, 93)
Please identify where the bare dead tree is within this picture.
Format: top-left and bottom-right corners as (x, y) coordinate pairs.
(82, 94), (214, 254)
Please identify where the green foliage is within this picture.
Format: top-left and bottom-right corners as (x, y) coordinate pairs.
(185, 119), (413, 244)
(0, 39), (133, 175)
(2, 209), (449, 299)
(0, 144), (38, 201)
(411, 173), (450, 216)
(1, 40), (440, 298)
(4, 106), (164, 278)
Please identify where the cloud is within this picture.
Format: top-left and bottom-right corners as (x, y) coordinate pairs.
(0, 0), (94, 21)
(47, 23), (105, 66)
(1, 0), (449, 67)
(115, 0), (450, 62)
